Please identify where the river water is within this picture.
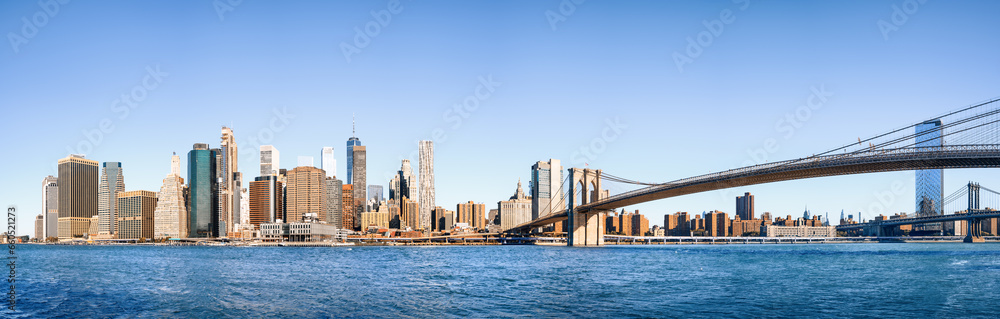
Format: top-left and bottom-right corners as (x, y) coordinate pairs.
(6, 243), (1000, 318)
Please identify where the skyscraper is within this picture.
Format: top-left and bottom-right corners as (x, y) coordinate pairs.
(326, 177), (343, 228)
(116, 190), (158, 240)
(97, 162), (125, 236)
(188, 144), (218, 238)
(342, 184), (355, 230)
(457, 201), (486, 230)
(154, 154), (188, 239)
(389, 160), (417, 201)
(286, 166), (328, 223)
(736, 192), (754, 221)
(531, 159), (563, 222)
(219, 127), (241, 237)
(418, 140), (435, 231)
(34, 214), (43, 241)
(57, 154), (99, 239)
(260, 145), (280, 176)
(346, 116), (362, 184)
(249, 176), (283, 226)
(321, 147), (337, 178)
(915, 119), (944, 233)
(352, 145), (367, 218)
(499, 180), (532, 232)
(42, 176), (58, 239)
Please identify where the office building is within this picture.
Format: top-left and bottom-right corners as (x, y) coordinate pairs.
(531, 159), (563, 229)
(249, 176), (283, 227)
(499, 180), (532, 231)
(34, 214), (43, 240)
(154, 154), (189, 239)
(219, 127), (241, 237)
(260, 145), (280, 176)
(369, 185), (384, 204)
(418, 140), (435, 231)
(352, 145), (367, 218)
(42, 176), (58, 239)
(321, 147), (337, 178)
(346, 119), (362, 184)
(457, 201), (486, 230)
(97, 162), (125, 236)
(915, 119), (944, 234)
(286, 166), (327, 223)
(389, 160), (417, 201)
(57, 154), (99, 239)
(360, 211), (390, 230)
(736, 192), (754, 221)
(326, 177), (343, 228)
(115, 190), (157, 240)
(432, 206), (455, 231)
(400, 197), (419, 230)
(188, 144), (218, 238)
(342, 184), (355, 230)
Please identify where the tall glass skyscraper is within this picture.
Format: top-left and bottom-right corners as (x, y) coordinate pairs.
(189, 143), (218, 238)
(347, 137), (361, 184)
(97, 162), (125, 236)
(915, 119), (944, 234)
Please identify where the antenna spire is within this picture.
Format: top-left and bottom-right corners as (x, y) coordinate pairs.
(352, 113), (356, 137)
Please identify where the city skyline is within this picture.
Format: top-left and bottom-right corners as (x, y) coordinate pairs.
(4, 1), (1000, 235)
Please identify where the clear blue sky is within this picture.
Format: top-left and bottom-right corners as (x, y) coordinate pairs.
(2, 0), (999, 235)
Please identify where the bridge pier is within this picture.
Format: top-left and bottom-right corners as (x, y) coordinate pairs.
(965, 183), (985, 243)
(567, 168), (605, 247)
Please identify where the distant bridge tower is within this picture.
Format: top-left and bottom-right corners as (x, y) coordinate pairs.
(965, 182), (985, 243)
(567, 168), (606, 247)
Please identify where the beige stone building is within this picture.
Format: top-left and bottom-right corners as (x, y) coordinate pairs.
(286, 166), (328, 223)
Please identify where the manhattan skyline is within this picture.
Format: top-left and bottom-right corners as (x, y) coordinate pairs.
(4, 1), (1000, 236)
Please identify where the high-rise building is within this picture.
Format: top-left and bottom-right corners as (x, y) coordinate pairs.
(346, 117), (362, 184)
(321, 147), (337, 178)
(249, 176), (283, 226)
(260, 145), (280, 176)
(400, 197), (420, 230)
(219, 127), (241, 237)
(57, 154), (99, 239)
(531, 159), (563, 228)
(705, 211), (729, 237)
(352, 146), (367, 218)
(457, 201), (486, 230)
(286, 166), (328, 223)
(915, 119), (944, 234)
(342, 184), (355, 230)
(368, 185), (384, 204)
(154, 154), (188, 239)
(326, 177), (343, 228)
(736, 192), (754, 221)
(389, 160), (417, 201)
(97, 162), (125, 236)
(418, 140), (435, 231)
(34, 214), (43, 240)
(499, 180), (532, 231)
(239, 187), (249, 225)
(115, 190), (158, 240)
(188, 144), (218, 238)
(42, 176), (58, 239)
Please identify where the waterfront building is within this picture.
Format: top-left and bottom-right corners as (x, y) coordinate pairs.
(418, 140), (435, 231)
(97, 162), (125, 236)
(736, 192), (754, 221)
(188, 144), (218, 238)
(499, 180), (532, 232)
(915, 119), (944, 234)
(433, 206), (456, 231)
(219, 127), (241, 237)
(57, 154), (99, 239)
(34, 214), (43, 240)
(321, 147), (337, 178)
(342, 184), (355, 230)
(260, 145), (280, 176)
(249, 176), (283, 227)
(116, 190), (157, 240)
(360, 211), (390, 229)
(663, 212), (691, 236)
(286, 166), (328, 223)
(42, 176), (58, 239)
(531, 159), (563, 231)
(326, 177), (343, 228)
(762, 225), (837, 238)
(352, 146), (367, 219)
(631, 212), (650, 236)
(703, 211), (729, 237)
(261, 222), (339, 242)
(87, 215), (99, 238)
(154, 154), (188, 239)
(457, 201), (487, 230)
(389, 160), (417, 201)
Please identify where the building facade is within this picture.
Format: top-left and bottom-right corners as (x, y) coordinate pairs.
(154, 154), (188, 239)
(418, 140), (435, 232)
(116, 190), (158, 240)
(531, 159), (563, 230)
(286, 166), (328, 223)
(346, 135), (361, 184)
(352, 145), (367, 217)
(763, 225), (837, 237)
(736, 192), (754, 221)
(915, 119), (944, 234)
(219, 126), (241, 238)
(188, 144), (218, 238)
(260, 145), (280, 177)
(97, 162), (125, 236)
(389, 160), (417, 201)
(342, 184), (355, 230)
(457, 201), (486, 230)
(57, 154), (99, 239)
(249, 176), (283, 226)
(42, 175), (58, 239)
(326, 177), (343, 228)
(499, 180), (532, 232)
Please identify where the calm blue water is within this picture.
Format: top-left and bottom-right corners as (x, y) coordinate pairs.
(6, 243), (1000, 318)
